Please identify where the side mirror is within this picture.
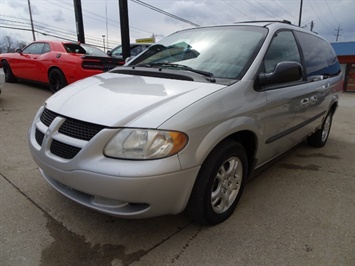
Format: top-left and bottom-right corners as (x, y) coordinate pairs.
(15, 48), (22, 53)
(259, 61), (303, 86)
(107, 50), (112, 56)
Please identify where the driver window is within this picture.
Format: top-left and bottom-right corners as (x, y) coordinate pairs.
(23, 43), (45, 54)
(42, 43), (51, 53)
(264, 31), (301, 73)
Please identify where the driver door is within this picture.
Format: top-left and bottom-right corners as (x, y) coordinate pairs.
(259, 31), (314, 163)
(13, 42), (47, 81)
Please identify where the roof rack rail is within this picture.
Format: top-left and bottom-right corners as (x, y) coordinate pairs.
(236, 20), (292, 25)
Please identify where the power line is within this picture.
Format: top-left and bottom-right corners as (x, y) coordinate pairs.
(310, 0), (337, 30)
(270, 0), (298, 20)
(324, 0), (340, 27)
(306, 0), (333, 32)
(252, 1), (284, 20)
(221, 1), (253, 20)
(0, 18), (101, 48)
(0, 25), (76, 42)
(43, 0), (157, 44)
(244, 0), (278, 20)
(0, 17), (102, 45)
(130, 0), (200, 27)
(200, 1), (236, 21)
(2, 0), (351, 44)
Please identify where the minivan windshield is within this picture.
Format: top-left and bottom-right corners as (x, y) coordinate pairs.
(129, 26), (267, 79)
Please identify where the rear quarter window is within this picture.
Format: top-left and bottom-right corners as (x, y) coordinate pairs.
(295, 31), (341, 80)
(64, 44), (86, 54)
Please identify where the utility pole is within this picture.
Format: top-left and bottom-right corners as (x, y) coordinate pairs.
(298, 0), (303, 27)
(335, 26), (342, 42)
(119, 0), (130, 60)
(310, 21), (314, 32)
(27, 0), (36, 41)
(105, 0), (109, 50)
(73, 0), (85, 43)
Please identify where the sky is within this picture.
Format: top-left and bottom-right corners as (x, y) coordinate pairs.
(0, 0), (354, 51)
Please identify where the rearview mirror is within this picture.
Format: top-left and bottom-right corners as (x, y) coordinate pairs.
(259, 61), (303, 86)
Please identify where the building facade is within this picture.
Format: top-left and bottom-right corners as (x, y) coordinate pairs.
(331, 42), (355, 92)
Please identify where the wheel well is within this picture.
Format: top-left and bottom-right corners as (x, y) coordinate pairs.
(48, 66), (62, 76)
(330, 102), (338, 115)
(47, 66), (68, 84)
(226, 130), (257, 176)
(1, 59), (9, 68)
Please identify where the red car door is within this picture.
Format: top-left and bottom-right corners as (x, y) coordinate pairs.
(12, 42), (47, 81)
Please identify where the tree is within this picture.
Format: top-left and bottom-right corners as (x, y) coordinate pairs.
(0, 35), (28, 53)
(17, 41), (27, 50)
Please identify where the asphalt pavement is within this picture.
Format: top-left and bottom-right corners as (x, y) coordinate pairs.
(0, 80), (354, 266)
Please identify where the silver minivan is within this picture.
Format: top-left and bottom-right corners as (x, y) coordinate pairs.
(28, 21), (342, 225)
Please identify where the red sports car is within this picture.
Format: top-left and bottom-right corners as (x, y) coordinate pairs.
(0, 40), (123, 92)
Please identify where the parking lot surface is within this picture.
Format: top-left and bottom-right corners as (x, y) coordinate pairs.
(0, 81), (354, 266)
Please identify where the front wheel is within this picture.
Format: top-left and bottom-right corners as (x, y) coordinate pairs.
(48, 68), (67, 93)
(2, 60), (17, 82)
(307, 111), (333, 147)
(186, 140), (248, 225)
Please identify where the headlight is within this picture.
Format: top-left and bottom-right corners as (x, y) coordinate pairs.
(104, 129), (188, 159)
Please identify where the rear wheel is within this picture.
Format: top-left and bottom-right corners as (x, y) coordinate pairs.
(2, 60), (17, 82)
(307, 111), (333, 147)
(186, 140), (247, 225)
(48, 68), (67, 93)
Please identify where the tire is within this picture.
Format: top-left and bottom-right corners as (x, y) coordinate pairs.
(2, 60), (17, 82)
(186, 140), (248, 225)
(307, 111), (333, 147)
(48, 68), (67, 93)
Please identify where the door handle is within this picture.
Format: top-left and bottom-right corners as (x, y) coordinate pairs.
(310, 95), (318, 104)
(300, 98), (310, 108)
(322, 82), (330, 89)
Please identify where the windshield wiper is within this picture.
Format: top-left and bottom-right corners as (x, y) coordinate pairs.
(134, 63), (216, 82)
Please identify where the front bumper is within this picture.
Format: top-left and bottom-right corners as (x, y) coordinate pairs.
(35, 158), (199, 218)
(28, 106), (200, 218)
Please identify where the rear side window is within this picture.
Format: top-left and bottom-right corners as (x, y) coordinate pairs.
(131, 46), (143, 56)
(295, 31), (340, 80)
(43, 43), (51, 53)
(264, 31), (301, 73)
(64, 44), (86, 54)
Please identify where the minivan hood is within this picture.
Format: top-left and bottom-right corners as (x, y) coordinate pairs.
(46, 72), (225, 128)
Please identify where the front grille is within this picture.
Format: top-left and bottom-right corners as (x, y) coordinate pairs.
(50, 139), (81, 159)
(40, 108), (58, 126)
(35, 129), (45, 146)
(36, 108), (107, 159)
(59, 118), (105, 141)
